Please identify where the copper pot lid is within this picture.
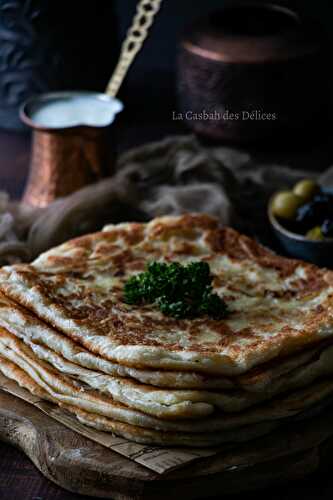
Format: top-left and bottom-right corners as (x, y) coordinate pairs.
(182, 3), (323, 63)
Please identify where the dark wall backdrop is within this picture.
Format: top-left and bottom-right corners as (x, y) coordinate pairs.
(112, 0), (333, 146)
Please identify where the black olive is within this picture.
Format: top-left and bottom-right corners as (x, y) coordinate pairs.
(296, 202), (322, 231)
(313, 193), (333, 205)
(296, 194), (333, 232)
(321, 219), (333, 237)
(313, 193), (333, 215)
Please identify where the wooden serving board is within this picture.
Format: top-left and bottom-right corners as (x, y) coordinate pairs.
(1, 390), (333, 500)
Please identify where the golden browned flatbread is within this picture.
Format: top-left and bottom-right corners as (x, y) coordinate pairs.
(0, 352), (278, 447)
(2, 339), (333, 446)
(0, 214), (332, 377)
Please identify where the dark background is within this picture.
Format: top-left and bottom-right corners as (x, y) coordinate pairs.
(114, 0), (333, 86)
(1, 2), (333, 499)
(114, 0), (333, 142)
(0, 0), (332, 138)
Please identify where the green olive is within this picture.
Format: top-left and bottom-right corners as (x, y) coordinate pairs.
(306, 226), (324, 241)
(271, 191), (302, 219)
(293, 179), (319, 201)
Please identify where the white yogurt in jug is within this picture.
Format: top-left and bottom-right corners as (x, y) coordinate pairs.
(28, 92), (123, 129)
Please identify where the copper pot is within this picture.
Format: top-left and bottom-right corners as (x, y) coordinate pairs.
(177, 2), (330, 145)
(20, 91), (123, 207)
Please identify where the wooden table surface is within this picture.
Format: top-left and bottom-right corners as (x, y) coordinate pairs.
(2, 437), (333, 500)
(1, 122), (333, 500)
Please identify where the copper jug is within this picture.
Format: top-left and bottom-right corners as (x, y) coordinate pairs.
(20, 0), (163, 207)
(20, 91), (123, 207)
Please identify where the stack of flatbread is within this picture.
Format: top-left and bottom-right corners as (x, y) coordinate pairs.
(0, 213), (333, 447)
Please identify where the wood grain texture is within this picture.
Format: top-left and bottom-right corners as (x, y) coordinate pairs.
(2, 390), (333, 499)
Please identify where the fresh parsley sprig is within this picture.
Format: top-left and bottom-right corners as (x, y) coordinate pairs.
(124, 261), (228, 320)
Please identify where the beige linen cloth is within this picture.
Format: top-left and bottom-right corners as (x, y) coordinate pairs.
(2, 134), (333, 264)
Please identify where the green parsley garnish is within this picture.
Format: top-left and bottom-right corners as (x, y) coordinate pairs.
(123, 261), (228, 320)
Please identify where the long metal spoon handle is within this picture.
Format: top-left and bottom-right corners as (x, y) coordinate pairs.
(106, 0), (163, 98)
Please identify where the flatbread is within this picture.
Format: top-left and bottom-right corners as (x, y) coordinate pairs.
(0, 352), (279, 447)
(0, 293), (234, 390)
(0, 322), (333, 430)
(0, 214), (332, 376)
(2, 328), (333, 442)
(1, 291), (330, 394)
(2, 345), (333, 447)
(67, 405), (275, 448)
(0, 327), (272, 418)
(3, 351), (333, 459)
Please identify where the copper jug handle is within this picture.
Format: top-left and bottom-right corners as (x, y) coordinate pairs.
(106, 0), (163, 98)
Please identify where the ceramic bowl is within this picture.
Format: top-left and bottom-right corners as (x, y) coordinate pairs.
(268, 192), (333, 267)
